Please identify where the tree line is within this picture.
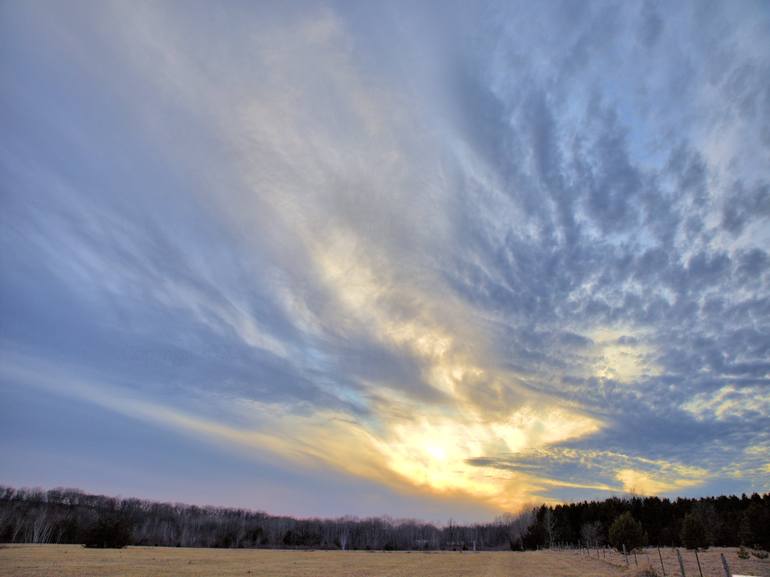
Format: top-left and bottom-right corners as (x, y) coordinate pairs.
(0, 486), (530, 550)
(1, 485), (767, 550)
(521, 493), (770, 551)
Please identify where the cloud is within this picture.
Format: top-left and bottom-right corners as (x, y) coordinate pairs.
(1, 0), (769, 517)
(615, 468), (701, 495)
(684, 385), (770, 422)
(466, 446), (708, 498)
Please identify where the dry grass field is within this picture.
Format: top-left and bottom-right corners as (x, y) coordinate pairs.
(1, 545), (768, 577)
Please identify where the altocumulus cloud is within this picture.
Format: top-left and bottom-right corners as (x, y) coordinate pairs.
(0, 0), (769, 517)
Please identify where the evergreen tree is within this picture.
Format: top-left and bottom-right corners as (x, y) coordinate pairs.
(609, 512), (645, 551)
(680, 512), (708, 549)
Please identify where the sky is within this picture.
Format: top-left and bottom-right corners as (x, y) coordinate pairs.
(1, 0), (769, 523)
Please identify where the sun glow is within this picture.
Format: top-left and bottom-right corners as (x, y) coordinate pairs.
(282, 229), (605, 508)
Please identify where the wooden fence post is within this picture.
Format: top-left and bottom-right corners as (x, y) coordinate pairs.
(720, 553), (732, 577)
(676, 548), (686, 577)
(658, 546), (666, 576)
(694, 549), (703, 577)
(623, 544), (629, 567)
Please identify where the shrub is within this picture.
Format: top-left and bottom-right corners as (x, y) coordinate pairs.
(737, 546), (750, 559)
(751, 549), (768, 559)
(609, 512), (645, 552)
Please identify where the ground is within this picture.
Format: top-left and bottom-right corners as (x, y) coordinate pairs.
(0, 545), (768, 577)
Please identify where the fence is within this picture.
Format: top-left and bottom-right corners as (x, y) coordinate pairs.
(566, 544), (760, 577)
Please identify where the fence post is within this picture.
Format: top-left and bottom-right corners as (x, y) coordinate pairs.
(634, 550), (639, 566)
(720, 553), (732, 577)
(694, 549), (703, 577)
(676, 548), (686, 577)
(658, 546), (666, 576)
(623, 544), (629, 566)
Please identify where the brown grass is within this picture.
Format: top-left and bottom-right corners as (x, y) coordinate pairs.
(0, 545), (767, 577)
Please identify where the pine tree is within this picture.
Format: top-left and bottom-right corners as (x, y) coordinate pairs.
(609, 512), (644, 551)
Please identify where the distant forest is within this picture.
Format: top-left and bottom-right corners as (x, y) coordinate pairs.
(1, 485), (768, 551)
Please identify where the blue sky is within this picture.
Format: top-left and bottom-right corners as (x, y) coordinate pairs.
(1, 0), (769, 522)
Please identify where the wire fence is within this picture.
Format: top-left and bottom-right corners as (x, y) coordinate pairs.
(552, 544), (759, 577)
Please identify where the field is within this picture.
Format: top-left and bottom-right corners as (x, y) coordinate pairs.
(1, 545), (768, 577)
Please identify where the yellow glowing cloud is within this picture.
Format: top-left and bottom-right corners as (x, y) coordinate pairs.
(615, 467), (704, 495)
(368, 408), (599, 504)
(296, 227), (606, 508)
